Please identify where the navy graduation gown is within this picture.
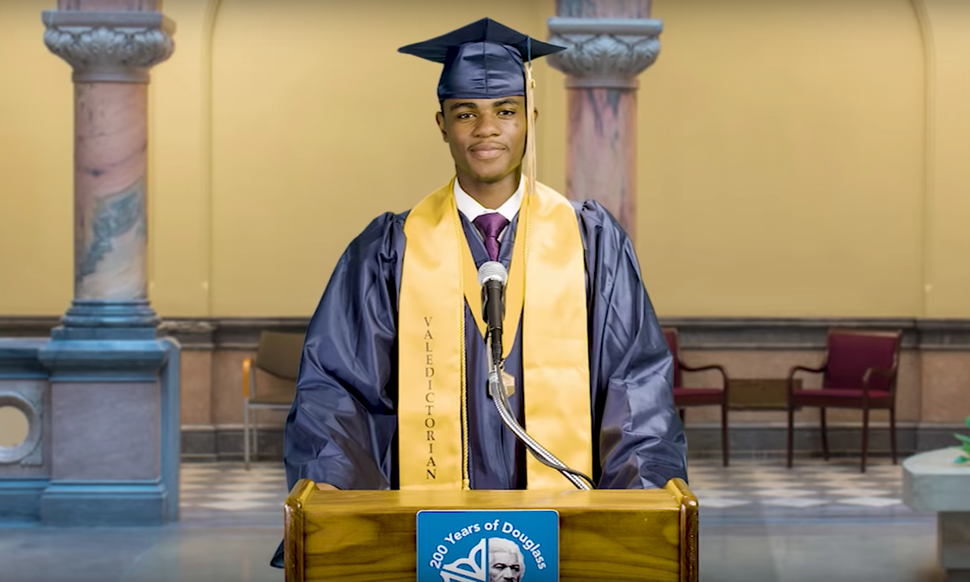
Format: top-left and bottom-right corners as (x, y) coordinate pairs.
(270, 200), (687, 567)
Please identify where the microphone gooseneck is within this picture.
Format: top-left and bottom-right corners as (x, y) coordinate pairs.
(487, 362), (594, 490)
(477, 262), (595, 491)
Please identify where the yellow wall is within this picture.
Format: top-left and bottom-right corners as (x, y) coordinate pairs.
(0, 0), (73, 314)
(1, 0), (968, 318)
(640, 0), (925, 317)
(206, 0), (560, 315)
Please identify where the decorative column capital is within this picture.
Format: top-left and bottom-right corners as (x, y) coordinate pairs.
(42, 10), (175, 84)
(547, 17), (663, 89)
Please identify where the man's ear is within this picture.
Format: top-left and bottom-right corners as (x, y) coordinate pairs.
(435, 111), (447, 142)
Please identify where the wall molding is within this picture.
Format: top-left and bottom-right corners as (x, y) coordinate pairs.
(4, 316), (970, 351)
(659, 317), (970, 350)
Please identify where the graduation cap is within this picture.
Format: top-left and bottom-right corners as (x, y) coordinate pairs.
(398, 17), (566, 101)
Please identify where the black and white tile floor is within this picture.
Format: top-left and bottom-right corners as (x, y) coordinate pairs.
(687, 457), (910, 516)
(179, 463), (289, 525)
(179, 456), (911, 520)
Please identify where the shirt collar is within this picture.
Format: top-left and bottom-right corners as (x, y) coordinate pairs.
(453, 175), (524, 224)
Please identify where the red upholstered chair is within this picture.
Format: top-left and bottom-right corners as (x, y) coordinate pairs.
(786, 329), (902, 473)
(663, 328), (730, 466)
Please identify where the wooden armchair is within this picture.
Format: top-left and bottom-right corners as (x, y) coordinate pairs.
(242, 331), (305, 469)
(786, 329), (902, 473)
(663, 328), (731, 466)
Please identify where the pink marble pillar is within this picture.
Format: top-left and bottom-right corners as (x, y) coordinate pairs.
(37, 1), (179, 528)
(73, 83), (148, 301)
(43, 0), (173, 325)
(548, 0), (662, 242)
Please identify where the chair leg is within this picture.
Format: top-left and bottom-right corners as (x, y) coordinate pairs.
(820, 407), (830, 461)
(721, 403), (730, 467)
(253, 409), (259, 464)
(889, 406), (898, 465)
(243, 402), (250, 471)
(787, 405), (795, 469)
(860, 407), (870, 474)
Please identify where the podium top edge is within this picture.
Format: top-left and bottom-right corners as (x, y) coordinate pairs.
(287, 483), (690, 513)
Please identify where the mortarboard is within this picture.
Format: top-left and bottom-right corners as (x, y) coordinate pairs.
(400, 18), (565, 195)
(398, 17), (566, 101)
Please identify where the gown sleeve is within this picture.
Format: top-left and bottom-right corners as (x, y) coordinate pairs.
(282, 212), (405, 493)
(272, 212), (405, 569)
(577, 201), (689, 490)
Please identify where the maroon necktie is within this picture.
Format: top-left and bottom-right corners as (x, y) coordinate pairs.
(473, 213), (510, 262)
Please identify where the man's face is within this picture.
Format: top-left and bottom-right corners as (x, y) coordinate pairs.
(488, 551), (523, 582)
(436, 97), (528, 186)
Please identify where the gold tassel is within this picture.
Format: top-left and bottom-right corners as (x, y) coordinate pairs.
(524, 62), (538, 197)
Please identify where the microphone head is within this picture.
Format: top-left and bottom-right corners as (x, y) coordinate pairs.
(478, 261), (508, 286)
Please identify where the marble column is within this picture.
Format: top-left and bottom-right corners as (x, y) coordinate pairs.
(547, 0), (662, 241)
(43, 0), (173, 323)
(34, 0), (180, 526)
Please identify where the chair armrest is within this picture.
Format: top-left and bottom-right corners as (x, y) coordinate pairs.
(679, 362), (729, 391)
(787, 364), (825, 395)
(242, 357), (255, 399)
(862, 367), (896, 396)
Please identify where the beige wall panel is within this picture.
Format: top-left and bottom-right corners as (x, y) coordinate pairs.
(178, 349), (213, 426)
(920, 351), (970, 423)
(210, 349), (250, 425)
(210, 349), (292, 426)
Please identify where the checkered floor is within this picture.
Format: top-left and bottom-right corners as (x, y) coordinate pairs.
(180, 463), (289, 525)
(689, 457), (911, 517)
(179, 457), (912, 521)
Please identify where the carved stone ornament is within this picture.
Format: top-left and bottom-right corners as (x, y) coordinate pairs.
(42, 10), (175, 83)
(547, 17), (663, 89)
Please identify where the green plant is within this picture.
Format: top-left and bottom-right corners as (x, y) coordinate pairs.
(956, 416), (970, 464)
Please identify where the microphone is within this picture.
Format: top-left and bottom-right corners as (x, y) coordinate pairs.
(477, 261), (507, 366)
(477, 261), (595, 491)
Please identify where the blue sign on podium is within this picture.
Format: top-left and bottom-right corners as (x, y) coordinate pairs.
(416, 509), (560, 582)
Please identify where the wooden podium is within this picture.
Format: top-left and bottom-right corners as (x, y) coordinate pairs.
(284, 478), (698, 582)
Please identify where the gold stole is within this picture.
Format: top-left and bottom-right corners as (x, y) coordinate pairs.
(398, 178), (592, 490)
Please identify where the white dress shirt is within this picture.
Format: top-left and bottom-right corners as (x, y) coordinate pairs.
(453, 175), (524, 242)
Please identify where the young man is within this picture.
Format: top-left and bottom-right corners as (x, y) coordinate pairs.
(271, 16), (686, 569)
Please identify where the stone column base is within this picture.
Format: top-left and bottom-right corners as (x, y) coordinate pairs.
(29, 334), (181, 526)
(40, 481), (168, 526)
(0, 480), (48, 523)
